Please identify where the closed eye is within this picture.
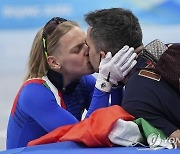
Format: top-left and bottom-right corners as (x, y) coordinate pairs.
(71, 43), (84, 54)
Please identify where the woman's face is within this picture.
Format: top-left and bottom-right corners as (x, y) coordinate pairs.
(54, 26), (94, 79)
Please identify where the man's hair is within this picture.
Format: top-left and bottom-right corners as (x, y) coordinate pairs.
(85, 8), (143, 55)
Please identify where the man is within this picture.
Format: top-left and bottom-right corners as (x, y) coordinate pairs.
(85, 8), (180, 147)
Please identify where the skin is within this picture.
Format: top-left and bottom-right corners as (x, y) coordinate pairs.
(47, 26), (94, 87)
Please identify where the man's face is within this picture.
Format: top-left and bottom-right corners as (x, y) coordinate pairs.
(86, 27), (101, 72)
(55, 26), (94, 79)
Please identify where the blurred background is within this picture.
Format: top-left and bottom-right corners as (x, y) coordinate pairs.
(0, 0), (180, 150)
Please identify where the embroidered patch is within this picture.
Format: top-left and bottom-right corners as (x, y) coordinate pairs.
(101, 82), (107, 88)
(138, 70), (161, 81)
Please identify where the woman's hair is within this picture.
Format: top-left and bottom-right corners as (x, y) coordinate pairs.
(24, 20), (79, 81)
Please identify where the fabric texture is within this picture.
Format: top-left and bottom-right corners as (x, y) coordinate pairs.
(143, 39), (168, 63)
(109, 118), (174, 149)
(155, 44), (180, 92)
(122, 55), (180, 137)
(108, 119), (143, 146)
(28, 105), (134, 147)
(134, 118), (174, 149)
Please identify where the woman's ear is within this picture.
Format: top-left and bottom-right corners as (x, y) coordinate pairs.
(47, 56), (61, 69)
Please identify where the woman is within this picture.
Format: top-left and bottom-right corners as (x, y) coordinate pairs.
(6, 17), (136, 149)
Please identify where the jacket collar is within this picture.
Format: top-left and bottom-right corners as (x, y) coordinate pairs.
(47, 69), (79, 94)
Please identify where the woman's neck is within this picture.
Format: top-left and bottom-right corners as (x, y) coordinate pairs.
(63, 75), (74, 88)
(47, 69), (80, 93)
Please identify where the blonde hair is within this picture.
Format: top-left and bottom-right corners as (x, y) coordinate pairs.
(24, 21), (79, 81)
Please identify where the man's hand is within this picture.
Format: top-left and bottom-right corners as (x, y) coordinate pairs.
(95, 45), (137, 92)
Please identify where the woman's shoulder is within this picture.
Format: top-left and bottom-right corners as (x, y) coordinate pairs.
(18, 80), (56, 109)
(19, 80), (53, 99)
